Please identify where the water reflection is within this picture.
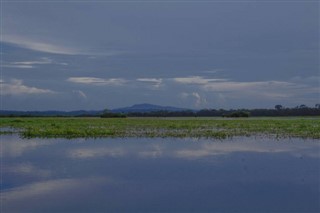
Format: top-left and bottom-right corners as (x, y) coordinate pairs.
(2, 135), (320, 212)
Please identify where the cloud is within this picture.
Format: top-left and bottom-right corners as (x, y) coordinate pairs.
(1, 177), (114, 213)
(2, 57), (68, 69)
(181, 92), (207, 108)
(136, 78), (163, 88)
(2, 35), (125, 56)
(72, 90), (87, 99)
(137, 144), (163, 158)
(2, 177), (110, 203)
(172, 76), (298, 93)
(175, 140), (320, 160)
(1, 136), (55, 157)
(5, 163), (51, 178)
(137, 78), (162, 84)
(201, 80), (317, 100)
(67, 77), (127, 86)
(290, 75), (320, 85)
(12, 57), (54, 65)
(2, 35), (83, 55)
(192, 92), (206, 107)
(1, 65), (34, 69)
(202, 81), (294, 92)
(1, 79), (56, 95)
(69, 147), (125, 159)
(174, 76), (318, 102)
(173, 76), (227, 85)
(201, 69), (225, 74)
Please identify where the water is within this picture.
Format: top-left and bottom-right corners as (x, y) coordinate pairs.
(1, 135), (320, 213)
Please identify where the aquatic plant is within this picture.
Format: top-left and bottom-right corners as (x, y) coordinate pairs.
(0, 117), (319, 139)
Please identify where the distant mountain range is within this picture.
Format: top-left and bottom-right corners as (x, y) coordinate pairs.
(2, 104), (319, 117)
(112, 103), (189, 113)
(0, 103), (190, 116)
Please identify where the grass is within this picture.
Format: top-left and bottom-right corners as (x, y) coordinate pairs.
(0, 117), (319, 139)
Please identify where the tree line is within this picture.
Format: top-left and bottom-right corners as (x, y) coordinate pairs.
(122, 104), (320, 117)
(1, 104), (319, 118)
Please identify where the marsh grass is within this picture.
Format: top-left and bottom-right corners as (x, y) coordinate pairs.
(0, 117), (319, 139)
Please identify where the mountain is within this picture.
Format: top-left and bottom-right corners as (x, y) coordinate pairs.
(0, 104), (191, 116)
(112, 103), (190, 113)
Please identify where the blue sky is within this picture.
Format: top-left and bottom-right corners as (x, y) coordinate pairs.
(1, 1), (319, 110)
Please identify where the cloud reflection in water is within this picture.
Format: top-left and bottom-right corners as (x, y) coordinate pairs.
(2, 135), (319, 212)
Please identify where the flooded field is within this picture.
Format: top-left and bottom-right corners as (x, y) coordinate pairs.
(1, 135), (320, 212)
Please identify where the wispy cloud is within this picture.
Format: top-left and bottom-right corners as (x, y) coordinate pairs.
(202, 81), (294, 92)
(201, 80), (310, 101)
(2, 177), (109, 203)
(1, 79), (56, 95)
(6, 163), (51, 178)
(136, 78), (163, 88)
(290, 75), (320, 85)
(137, 78), (162, 84)
(72, 90), (87, 99)
(67, 77), (127, 86)
(1, 64), (34, 69)
(201, 80), (318, 100)
(172, 75), (318, 101)
(175, 139), (320, 160)
(69, 148), (125, 159)
(2, 35), (83, 55)
(2, 57), (68, 69)
(201, 69), (225, 74)
(2, 137), (55, 157)
(2, 35), (125, 56)
(12, 57), (54, 65)
(173, 76), (227, 85)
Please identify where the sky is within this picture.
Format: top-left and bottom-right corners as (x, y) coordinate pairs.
(1, 0), (319, 111)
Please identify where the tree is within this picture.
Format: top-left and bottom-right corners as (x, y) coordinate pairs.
(299, 104), (307, 109)
(103, 109), (111, 114)
(275, 105), (283, 110)
(101, 108), (126, 118)
(224, 111), (250, 118)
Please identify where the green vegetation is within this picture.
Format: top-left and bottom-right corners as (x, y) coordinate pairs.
(1, 105), (320, 118)
(223, 111), (250, 118)
(1, 117), (319, 139)
(100, 112), (127, 118)
(100, 109), (127, 118)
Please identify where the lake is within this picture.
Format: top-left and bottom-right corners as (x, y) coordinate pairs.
(1, 135), (320, 212)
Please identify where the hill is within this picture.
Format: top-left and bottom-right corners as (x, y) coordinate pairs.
(111, 103), (189, 113)
(0, 103), (189, 116)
